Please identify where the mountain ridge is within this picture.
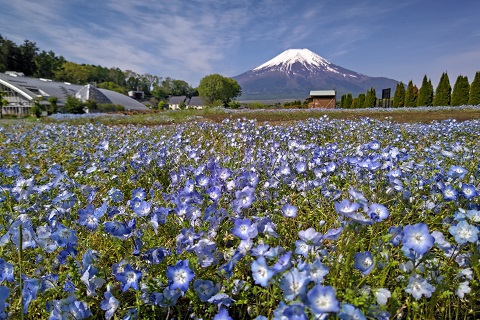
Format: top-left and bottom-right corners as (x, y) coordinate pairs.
(232, 49), (399, 101)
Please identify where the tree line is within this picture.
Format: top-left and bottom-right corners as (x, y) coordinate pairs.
(339, 71), (480, 109)
(0, 35), (243, 109)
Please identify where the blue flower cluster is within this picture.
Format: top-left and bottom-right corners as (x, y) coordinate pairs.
(0, 116), (479, 318)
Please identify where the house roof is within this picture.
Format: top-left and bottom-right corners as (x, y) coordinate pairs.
(0, 72), (149, 110)
(310, 90), (336, 96)
(168, 96), (187, 105)
(187, 96), (204, 106)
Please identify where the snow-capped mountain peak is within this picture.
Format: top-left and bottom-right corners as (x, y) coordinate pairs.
(253, 48), (332, 72)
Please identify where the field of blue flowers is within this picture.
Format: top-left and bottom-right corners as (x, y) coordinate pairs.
(0, 116), (479, 319)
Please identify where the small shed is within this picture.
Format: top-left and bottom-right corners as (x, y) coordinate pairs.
(307, 90), (336, 109)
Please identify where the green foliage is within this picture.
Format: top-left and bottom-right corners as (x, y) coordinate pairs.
(468, 71), (480, 105)
(451, 75), (470, 106)
(417, 75), (434, 106)
(345, 93), (353, 109)
(47, 96), (58, 114)
(178, 101), (187, 110)
(97, 82), (127, 94)
(364, 87), (377, 108)
(393, 82), (406, 108)
(357, 93), (366, 109)
(340, 94), (346, 108)
(433, 72), (451, 106)
(64, 96), (86, 114)
(157, 101), (166, 110)
(30, 100), (41, 118)
(404, 80), (417, 107)
(198, 74), (242, 107)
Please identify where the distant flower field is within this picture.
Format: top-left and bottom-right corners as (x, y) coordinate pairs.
(0, 116), (479, 319)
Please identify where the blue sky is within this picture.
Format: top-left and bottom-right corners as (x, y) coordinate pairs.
(1, 0), (480, 88)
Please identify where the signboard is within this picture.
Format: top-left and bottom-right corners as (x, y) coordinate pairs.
(382, 88), (391, 100)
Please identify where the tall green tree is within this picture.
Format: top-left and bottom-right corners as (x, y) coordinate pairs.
(357, 93), (366, 109)
(451, 75), (470, 106)
(393, 82), (406, 108)
(198, 74), (242, 107)
(339, 94), (346, 108)
(34, 50), (66, 79)
(433, 72), (451, 106)
(468, 71), (480, 105)
(417, 75), (434, 106)
(345, 93), (353, 109)
(404, 80), (417, 107)
(364, 87), (376, 108)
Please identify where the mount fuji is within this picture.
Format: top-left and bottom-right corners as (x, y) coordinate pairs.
(232, 49), (399, 101)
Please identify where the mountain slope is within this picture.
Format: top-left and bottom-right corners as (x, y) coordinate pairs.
(232, 49), (398, 101)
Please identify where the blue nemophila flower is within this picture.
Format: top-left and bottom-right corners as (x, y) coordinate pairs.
(22, 275), (39, 314)
(194, 279), (219, 302)
(338, 303), (366, 320)
(232, 218), (258, 240)
(0, 286), (9, 319)
(367, 140), (381, 150)
(402, 223), (434, 255)
(367, 204), (389, 222)
(375, 288), (391, 305)
(251, 257), (275, 287)
(281, 203), (297, 218)
(107, 188), (123, 203)
(446, 165), (467, 179)
(273, 251), (292, 273)
(131, 187), (146, 200)
(50, 295), (92, 319)
(283, 302), (308, 320)
(466, 209), (480, 223)
(78, 202), (107, 231)
(405, 274), (435, 299)
(323, 227), (343, 241)
(167, 259), (195, 292)
(307, 285), (340, 314)
(207, 292), (234, 307)
(114, 263), (142, 292)
(354, 251), (375, 275)
(100, 286), (119, 320)
(456, 281), (471, 298)
(0, 259), (14, 283)
(39, 274), (58, 293)
(298, 228), (322, 245)
(51, 224), (77, 247)
(308, 258), (329, 284)
(295, 240), (310, 258)
(334, 199), (360, 215)
(449, 220), (479, 245)
(214, 307), (233, 320)
(104, 221), (132, 240)
(460, 184), (478, 200)
(279, 268), (309, 301)
(442, 185), (458, 201)
(388, 226), (403, 246)
(81, 264), (106, 296)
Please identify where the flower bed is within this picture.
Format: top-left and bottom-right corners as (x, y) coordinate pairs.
(0, 117), (479, 319)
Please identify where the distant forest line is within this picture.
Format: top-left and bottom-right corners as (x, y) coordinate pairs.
(0, 34), (197, 104)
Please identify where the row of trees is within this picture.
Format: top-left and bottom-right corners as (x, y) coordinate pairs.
(0, 34), (197, 101)
(339, 71), (480, 109)
(338, 87), (377, 109)
(1, 34), (243, 109)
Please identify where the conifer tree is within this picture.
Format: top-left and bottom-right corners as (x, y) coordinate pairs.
(340, 95), (345, 109)
(417, 75), (433, 106)
(404, 80), (416, 107)
(468, 71), (480, 105)
(451, 75), (470, 106)
(433, 72), (451, 106)
(393, 82), (405, 108)
(345, 93), (353, 109)
(364, 87), (376, 108)
(357, 93), (365, 109)
(351, 98), (358, 109)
